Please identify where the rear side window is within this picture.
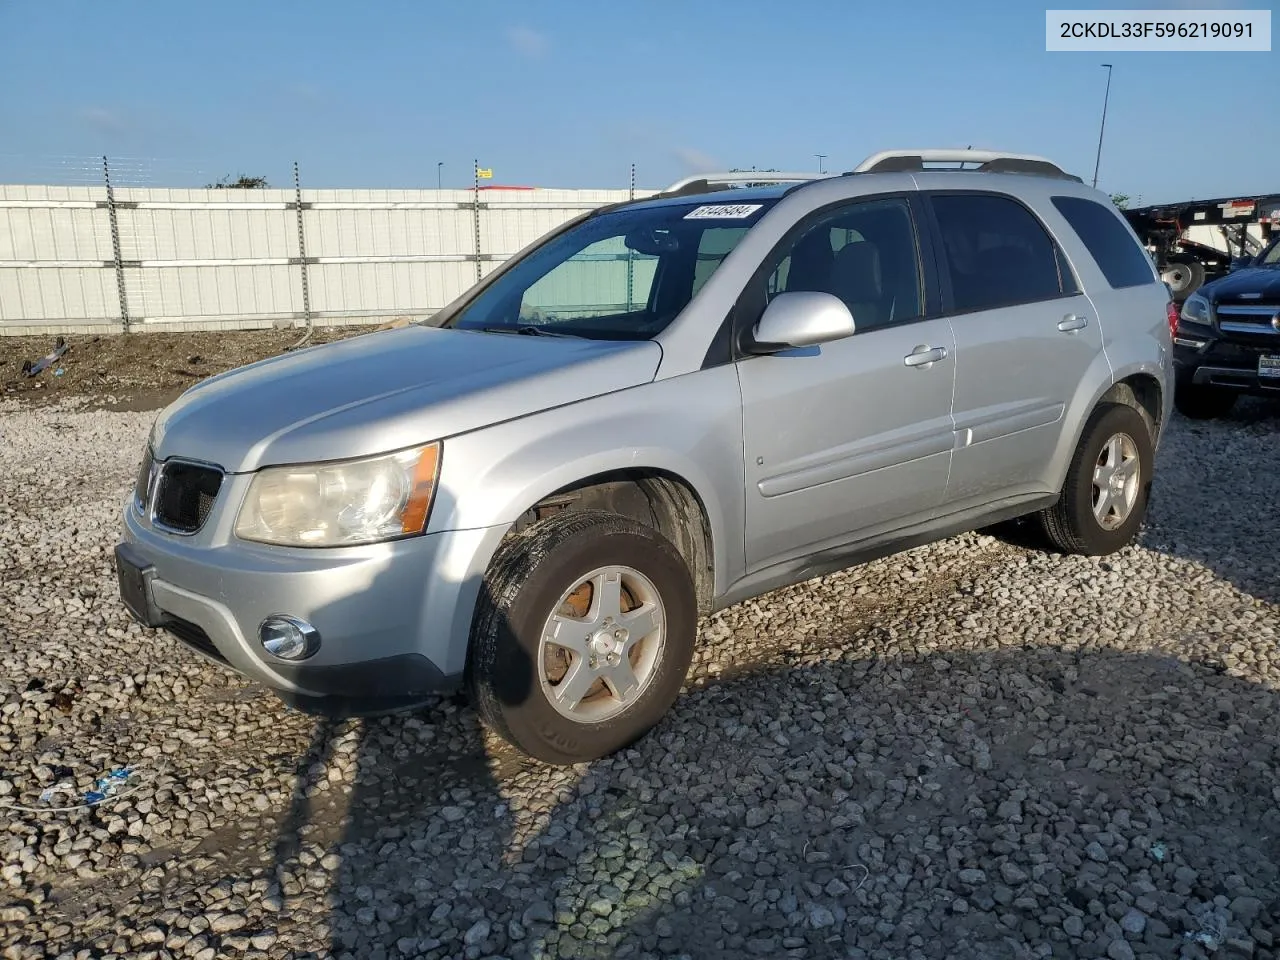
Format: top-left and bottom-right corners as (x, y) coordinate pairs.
(931, 193), (1077, 312)
(1051, 196), (1156, 289)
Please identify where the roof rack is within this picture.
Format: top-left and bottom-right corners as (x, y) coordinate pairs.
(659, 171), (832, 197)
(851, 149), (1083, 183)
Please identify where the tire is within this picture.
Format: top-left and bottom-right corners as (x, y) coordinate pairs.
(1174, 384), (1236, 420)
(1162, 258), (1206, 301)
(467, 510), (697, 765)
(1038, 402), (1154, 556)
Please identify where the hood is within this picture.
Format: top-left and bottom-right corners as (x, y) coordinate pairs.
(1201, 266), (1280, 303)
(151, 325), (662, 472)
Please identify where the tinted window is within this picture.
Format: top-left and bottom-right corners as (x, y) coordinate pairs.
(765, 197), (923, 331)
(932, 194), (1073, 311)
(1051, 196), (1156, 289)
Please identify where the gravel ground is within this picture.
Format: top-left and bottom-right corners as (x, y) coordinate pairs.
(1, 396), (1278, 960)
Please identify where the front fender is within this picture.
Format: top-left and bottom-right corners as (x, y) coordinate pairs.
(430, 366), (746, 597)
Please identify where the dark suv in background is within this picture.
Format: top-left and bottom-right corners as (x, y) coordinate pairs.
(1173, 236), (1280, 418)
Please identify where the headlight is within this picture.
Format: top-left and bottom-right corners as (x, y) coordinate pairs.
(1179, 294), (1211, 327)
(235, 442), (441, 547)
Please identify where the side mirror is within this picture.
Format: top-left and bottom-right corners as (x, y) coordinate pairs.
(1229, 256), (1253, 272)
(749, 291), (856, 353)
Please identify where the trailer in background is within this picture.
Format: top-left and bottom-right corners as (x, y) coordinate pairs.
(1122, 194), (1280, 301)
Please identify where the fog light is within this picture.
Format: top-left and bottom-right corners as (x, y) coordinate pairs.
(259, 615), (320, 661)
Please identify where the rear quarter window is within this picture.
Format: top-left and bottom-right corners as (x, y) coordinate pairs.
(1051, 196), (1157, 289)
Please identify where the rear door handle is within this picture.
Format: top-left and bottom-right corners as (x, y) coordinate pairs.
(1058, 314), (1089, 332)
(904, 345), (948, 367)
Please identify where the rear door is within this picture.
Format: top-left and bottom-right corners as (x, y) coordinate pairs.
(737, 195), (956, 570)
(924, 191), (1102, 505)
(1047, 192), (1170, 355)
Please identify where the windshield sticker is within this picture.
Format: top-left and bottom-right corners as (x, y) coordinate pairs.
(683, 204), (764, 220)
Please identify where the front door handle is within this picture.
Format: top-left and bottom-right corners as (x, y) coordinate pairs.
(904, 345), (948, 368)
(1058, 314), (1089, 332)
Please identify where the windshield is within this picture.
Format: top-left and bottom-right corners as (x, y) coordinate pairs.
(441, 199), (776, 339)
(1262, 238), (1280, 266)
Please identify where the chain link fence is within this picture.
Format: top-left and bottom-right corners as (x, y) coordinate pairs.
(0, 156), (654, 335)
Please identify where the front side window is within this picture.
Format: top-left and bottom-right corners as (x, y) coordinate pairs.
(1051, 195), (1157, 289)
(931, 193), (1076, 312)
(763, 197), (923, 332)
(1261, 238), (1280, 266)
(443, 200), (774, 339)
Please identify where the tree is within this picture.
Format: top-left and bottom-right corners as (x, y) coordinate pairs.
(205, 174), (270, 189)
(1109, 193), (1131, 210)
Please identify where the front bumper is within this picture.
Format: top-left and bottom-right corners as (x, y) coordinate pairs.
(1173, 336), (1280, 397)
(118, 498), (505, 714)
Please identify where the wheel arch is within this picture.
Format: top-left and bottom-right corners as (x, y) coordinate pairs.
(1099, 372), (1164, 443)
(508, 468), (717, 616)
(1049, 359), (1167, 497)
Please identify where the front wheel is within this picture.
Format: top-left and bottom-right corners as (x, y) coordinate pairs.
(1038, 402), (1154, 556)
(467, 510), (697, 764)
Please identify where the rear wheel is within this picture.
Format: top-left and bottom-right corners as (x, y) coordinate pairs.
(467, 510), (697, 765)
(1174, 384), (1236, 420)
(1038, 402), (1153, 555)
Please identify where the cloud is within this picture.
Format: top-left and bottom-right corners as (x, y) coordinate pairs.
(672, 146), (718, 173)
(79, 107), (128, 136)
(506, 26), (549, 58)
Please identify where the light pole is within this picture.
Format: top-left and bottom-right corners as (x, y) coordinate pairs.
(1092, 64), (1113, 189)
(437, 162), (443, 190)
(815, 153), (827, 174)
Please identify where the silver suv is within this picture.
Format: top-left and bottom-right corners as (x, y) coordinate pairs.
(116, 149), (1175, 764)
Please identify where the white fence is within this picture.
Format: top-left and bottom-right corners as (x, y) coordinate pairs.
(0, 182), (656, 335)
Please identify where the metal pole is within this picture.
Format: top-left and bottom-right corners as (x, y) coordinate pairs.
(815, 154), (827, 174)
(103, 156), (131, 332)
(1092, 64), (1113, 189)
(437, 162), (443, 191)
(473, 159), (482, 283)
(294, 161), (312, 330)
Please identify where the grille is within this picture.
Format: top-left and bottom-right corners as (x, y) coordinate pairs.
(1216, 303), (1280, 344)
(153, 461), (223, 533)
(163, 617), (228, 664)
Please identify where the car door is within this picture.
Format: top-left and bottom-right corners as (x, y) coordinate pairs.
(736, 194), (956, 571)
(924, 190), (1103, 506)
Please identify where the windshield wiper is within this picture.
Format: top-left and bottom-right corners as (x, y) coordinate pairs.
(477, 324), (586, 339)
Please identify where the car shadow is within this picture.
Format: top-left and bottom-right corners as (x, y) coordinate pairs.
(244, 407), (1280, 959)
(267, 625), (1280, 959)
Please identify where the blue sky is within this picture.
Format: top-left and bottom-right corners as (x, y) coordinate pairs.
(0, 0), (1274, 203)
